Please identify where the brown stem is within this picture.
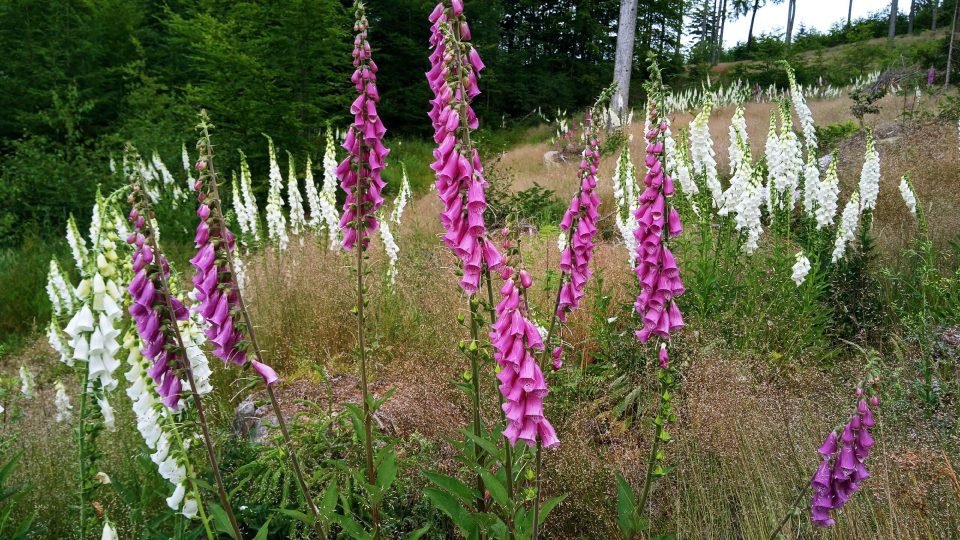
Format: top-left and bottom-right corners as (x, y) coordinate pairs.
(199, 120), (328, 539)
(133, 176), (244, 540)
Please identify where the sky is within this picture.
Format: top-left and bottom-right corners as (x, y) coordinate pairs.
(721, 0), (890, 47)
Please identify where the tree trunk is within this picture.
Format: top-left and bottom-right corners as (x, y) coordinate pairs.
(674, 0), (684, 62)
(847, 0), (853, 29)
(785, 0), (796, 45)
(747, 0), (760, 48)
(889, 0), (899, 45)
(947, 0), (959, 86)
(715, 0), (728, 64)
(932, 0), (939, 31)
(908, 0), (916, 33)
(612, 0), (639, 123)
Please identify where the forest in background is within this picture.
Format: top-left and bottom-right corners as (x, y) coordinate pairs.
(0, 0), (955, 250)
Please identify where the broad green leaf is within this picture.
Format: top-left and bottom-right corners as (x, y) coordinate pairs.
(538, 494), (567, 525)
(208, 503), (238, 540)
(252, 518), (272, 540)
(278, 509), (314, 525)
(407, 524), (432, 540)
(424, 472), (480, 506)
(479, 469), (509, 510)
(616, 474), (635, 537)
(330, 513), (373, 540)
(376, 450), (398, 492)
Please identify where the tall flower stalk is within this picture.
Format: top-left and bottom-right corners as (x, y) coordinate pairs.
(632, 61), (686, 517)
(125, 158), (244, 540)
(428, 0), (508, 520)
(337, 3), (390, 536)
(191, 112), (328, 538)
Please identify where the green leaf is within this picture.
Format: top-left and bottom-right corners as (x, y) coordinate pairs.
(616, 474), (635, 538)
(538, 494), (567, 526)
(252, 518), (272, 540)
(479, 469), (509, 510)
(424, 487), (474, 535)
(330, 513), (372, 540)
(320, 482), (339, 515)
(278, 509), (314, 525)
(462, 431), (503, 462)
(208, 503), (238, 540)
(376, 449), (398, 493)
(424, 472), (480, 506)
(407, 524), (432, 540)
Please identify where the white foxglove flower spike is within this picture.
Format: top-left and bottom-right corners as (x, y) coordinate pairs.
(286, 151), (307, 237)
(264, 136), (289, 250)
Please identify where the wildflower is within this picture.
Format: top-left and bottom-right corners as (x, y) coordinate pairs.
(391, 163), (412, 226)
(768, 102), (804, 211)
(557, 231), (567, 252)
(723, 108), (764, 253)
(427, 0), (502, 293)
(47, 321), (70, 364)
(319, 127), (342, 249)
(612, 141), (640, 266)
(286, 151), (307, 237)
(46, 259), (74, 319)
(633, 98), (686, 343)
(802, 157), (821, 218)
(338, 5), (389, 252)
(556, 110), (602, 320)
(809, 391), (877, 527)
(101, 522), (118, 540)
(63, 196), (125, 403)
(98, 396), (116, 432)
(123, 333), (197, 517)
(664, 122), (699, 215)
(831, 191), (861, 263)
(54, 380), (73, 422)
(238, 151), (261, 241)
(899, 175), (917, 215)
(66, 215), (89, 272)
(689, 101), (723, 211)
(491, 265), (558, 448)
(191, 145), (261, 373)
(264, 136), (289, 250)
(379, 215), (400, 285)
(126, 192), (190, 410)
(304, 156), (323, 229)
(858, 132), (881, 212)
(792, 251), (811, 286)
(785, 63), (817, 155)
(231, 172), (252, 239)
(815, 157), (840, 229)
(19, 365), (35, 399)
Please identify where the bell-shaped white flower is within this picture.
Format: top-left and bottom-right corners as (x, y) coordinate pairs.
(832, 191), (862, 262)
(899, 175), (917, 215)
(54, 381), (73, 422)
(286, 151), (307, 237)
(792, 251), (812, 286)
(858, 132), (881, 212)
(264, 136), (289, 250)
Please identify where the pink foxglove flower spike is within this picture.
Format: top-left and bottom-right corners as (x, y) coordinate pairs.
(191, 112), (326, 537)
(337, 0), (389, 252)
(125, 149), (243, 540)
(428, 0), (502, 295)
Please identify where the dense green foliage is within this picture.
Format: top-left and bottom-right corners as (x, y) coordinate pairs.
(0, 0), (686, 249)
